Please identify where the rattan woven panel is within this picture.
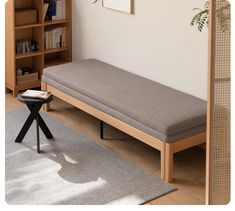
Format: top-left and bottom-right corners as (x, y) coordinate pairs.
(208, 0), (231, 205)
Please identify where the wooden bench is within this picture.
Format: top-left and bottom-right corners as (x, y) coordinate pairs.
(41, 59), (206, 182)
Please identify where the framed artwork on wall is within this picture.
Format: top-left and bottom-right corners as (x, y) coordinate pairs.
(102, 0), (134, 14)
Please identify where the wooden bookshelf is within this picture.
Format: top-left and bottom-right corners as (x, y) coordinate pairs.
(5, 0), (72, 96)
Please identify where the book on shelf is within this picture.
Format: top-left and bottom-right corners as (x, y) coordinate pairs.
(51, 0), (57, 20)
(56, 0), (66, 20)
(16, 40), (39, 54)
(44, 27), (66, 49)
(45, 0), (66, 21)
(45, 0), (55, 20)
(22, 90), (52, 100)
(43, 3), (49, 20)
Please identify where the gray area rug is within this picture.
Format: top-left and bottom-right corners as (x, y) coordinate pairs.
(5, 109), (176, 205)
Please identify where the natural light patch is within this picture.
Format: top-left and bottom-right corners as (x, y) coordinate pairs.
(7, 173), (107, 205)
(6, 143), (50, 157)
(6, 156), (107, 204)
(32, 143), (50, 149)
(6, 148), (31, 157)
(10, 158), (60, 173)
(6, 159), (60, 187)
(63, 153), (78, 164)
(107, 194), (144, 205)
(50, 153), (57, 157)
(38, 177), (108, 204)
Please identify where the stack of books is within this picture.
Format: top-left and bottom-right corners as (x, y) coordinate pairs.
(44, 27), (66, 49)
(16, 40), (32, 54)
(22, 90), (52, 100)
(44, 0), (66, 21)
(16, 40), (38, 54)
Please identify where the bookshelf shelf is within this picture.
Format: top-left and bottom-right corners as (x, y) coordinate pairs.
(15, 51), (43, 59)
(44, 47), (70, 54)
(44, 19), (69, 26)
(15, 23), (43, 30)
(5, 0), (72, 96)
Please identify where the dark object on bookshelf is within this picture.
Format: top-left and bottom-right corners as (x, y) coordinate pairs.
(21, 67), (34, 75)
(45, 4), (52, 20)
(51, 0), (57, 20)
(43, 3), (50, 20)
(16, 67), (38, 85)
(31, 41), (39, 51)
(45, 0), (57, 20)
(45, 0), (66, 21)
(15, 91), (54, 153)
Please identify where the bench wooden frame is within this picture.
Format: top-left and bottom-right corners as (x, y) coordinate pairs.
(42, 81), (206, 182)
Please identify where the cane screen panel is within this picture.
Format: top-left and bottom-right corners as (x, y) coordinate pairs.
(208, 0), (231, 205)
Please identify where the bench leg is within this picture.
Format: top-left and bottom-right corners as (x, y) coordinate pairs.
(160, 148), (165, 180)
(43, 103), (50, 112)
(41, 81), (50, 112)
(165, 143), (174, 182)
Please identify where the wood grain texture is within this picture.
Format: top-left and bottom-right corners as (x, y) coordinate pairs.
(172, 132), (206, 153)
(5, 0), (16, 93)
(165, 143), (173, 182)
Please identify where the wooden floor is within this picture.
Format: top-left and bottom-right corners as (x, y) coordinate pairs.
(5, 93), (206, 205)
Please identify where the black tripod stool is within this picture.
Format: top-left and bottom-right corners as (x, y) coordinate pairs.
(15, 92), (54, 153)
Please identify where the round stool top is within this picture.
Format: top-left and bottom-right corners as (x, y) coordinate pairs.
(18, 91), (53, 105)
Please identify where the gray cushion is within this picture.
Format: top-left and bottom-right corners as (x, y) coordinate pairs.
(42, 59), (207, 143)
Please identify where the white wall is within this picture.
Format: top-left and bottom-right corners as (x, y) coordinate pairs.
(72, 0), (208, 100)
